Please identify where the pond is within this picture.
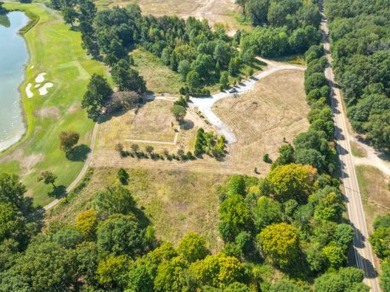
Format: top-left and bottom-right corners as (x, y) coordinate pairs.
(0, 11), (29, 152)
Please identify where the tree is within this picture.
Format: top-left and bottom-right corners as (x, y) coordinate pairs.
(253, 196), (282, 232)
(258, 223), (299, 269)
(75, 210), (98, 240)
(52, 227), (84, 249)
(190, 253), (246, 288)
(127, 260), (154, 292)
(265, 163), (317, 203)
(322, 244), (346, 269)
(111, 63), (146, 93)
(186, 70), (201, 89)
(131, 144), (140, 153)
(220, 71), (229, 89)
(75, 242), (99, 284)
(97, 214), (145, 257)
(82, 74), (113, 120)
(295, 148), (326, 173)
(314, 191), (344, 222)
(269, 280), (304, 292)
(94, 186), (136, 217)
(178, 60), (191, 81)
(334, 223), (354, 251)
(226, 175), (246, 196)
(37, 171), (57, 187)
(171, 105), (186, 121)
(381, 259), (390, 291)
(178, 232), (209, 263)
(218, 195), (253, 242)
(0, 242), (77, 291)
(59, 131), (79, 153)
(96, 255), (129, 289)
(272, 144), (295, 168)
(154, 256), (196, 291)
(117, 168), (129, 185)
(314, 273), (346, 292)
(304, 73), (328, 94)
(145, 145), (154, 155)
(61, 6), (78, 27)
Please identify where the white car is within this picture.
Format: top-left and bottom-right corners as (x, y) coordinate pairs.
(228, 88), (237, 93)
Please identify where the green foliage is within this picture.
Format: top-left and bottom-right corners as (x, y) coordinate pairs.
(264, 163), (317, 203)
(93, 186), (136, 217)
(111, 61), (146, 93)
(37, 171), (57, 186)
(59, 131), (79, 153)
(171, 104), (187, 121)
(381, 259), (390, 291)
(96, 255), (129, 289)
(194, 128), (226, 159)
(52, 227), (84, 249)
(322, 244), (346, 269)
(314, 267), (368, 292)
(82, 74), (113, 120)
(97, 214), (145, 257)
(76, 209), (98, 240)
(269, 279), (304, 292)
(334, 223), (354, 251)
(313, 191), (344, 222)
(178, 232), (209, 263)
(258, 223), (299, 269)
(219, 195), (253, 242)
(190, 253), (247, 288)
(252, 196), (282, 232)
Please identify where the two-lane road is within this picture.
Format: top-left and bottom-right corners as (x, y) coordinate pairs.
(319, 4), (381, 291)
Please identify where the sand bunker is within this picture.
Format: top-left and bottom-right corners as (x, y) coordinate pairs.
(35, 72), (46, 83)
(30, 65), (34, 69)
(34, 84), (40, 88)
(26, 83), (33, 98)
(39, 82), (53, 96)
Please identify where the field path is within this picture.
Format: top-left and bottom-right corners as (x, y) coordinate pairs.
(190, 58), (305, 143)
(43, 122), (99, 210)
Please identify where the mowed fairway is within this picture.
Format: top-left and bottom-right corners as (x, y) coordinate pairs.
(0, 3), (109, 206)
(214, 70), (309, 174)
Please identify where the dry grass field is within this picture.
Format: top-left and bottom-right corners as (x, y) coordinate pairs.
(93, 0), (248, 33)
(47, 167), (227, 252)
(92, 69), (309, 176)
(213, 69), (309, 174)
(355, 165), (390, 233)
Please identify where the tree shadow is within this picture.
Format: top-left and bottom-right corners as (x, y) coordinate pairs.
(66, 144), (91, 161)
(48, 185), (67, 198)
(180, 120), (194, 130)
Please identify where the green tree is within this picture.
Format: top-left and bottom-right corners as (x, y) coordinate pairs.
(220, 71), (229, 89)
(381, 259), (390, 291)
(219, 195), (253, 242)
(154, 256), (196, 291)
(178, 60), (191, 81)
(322, 244), (346, 269)
(178, 232), (209, 263)
(59, 131), (79, 153)
(258, 222), (299, 269)
(52, 227), (84, 249)
(75, 242), (99, 284)
(314, 191), (344, 222)
(265, 163), (317, 203)
(75, 209), (98, 240)
(97, 214), (144, 257)
(93, 186), (136, 217)
(269, 280), (304, 292)
(171, 105), (187, 121)
(190, 253), (246, 288)
(82, 74), (113, 120)
(61, 6), (78, 27)
(227, 175), (246, 196)
(96, 255), (129, 289)
(334, 223), (354, 251)
(253, 196), (282, 232)
(37, 171), (57, 188)
(186, 70), (201, 89)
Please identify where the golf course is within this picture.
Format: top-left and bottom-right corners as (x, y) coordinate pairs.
(0, 2), (110, 206)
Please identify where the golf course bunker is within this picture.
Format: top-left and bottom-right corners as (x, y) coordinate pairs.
(26, 83), (33, 98)
(39, 82), (53, 95)
(35, 72), (46, 83)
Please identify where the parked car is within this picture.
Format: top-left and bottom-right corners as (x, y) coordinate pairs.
(228, 88), (237, 93)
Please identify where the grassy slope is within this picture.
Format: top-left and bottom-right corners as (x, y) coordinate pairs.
(47, 168), (227, 252)
(1, 3), (109, 206)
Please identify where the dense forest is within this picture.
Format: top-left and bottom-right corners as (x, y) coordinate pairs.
(324, 0), (390, 151)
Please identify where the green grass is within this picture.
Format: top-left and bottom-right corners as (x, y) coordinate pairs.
(132, 49), (185, 94)
(1, 3), (110, 206)
(350, 141), (367, 158)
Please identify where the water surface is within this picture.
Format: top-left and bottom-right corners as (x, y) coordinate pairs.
(0, 11), (29, 152)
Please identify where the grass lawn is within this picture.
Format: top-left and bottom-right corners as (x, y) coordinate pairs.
(350, 141), (367, 158)
(355, 165), (390, 233)
(0, 3), (109, 206)
(132, 49), (185, 94)
(46, 167), (227, 252)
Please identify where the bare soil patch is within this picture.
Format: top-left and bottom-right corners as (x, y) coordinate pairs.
(34, 106), (60, 120)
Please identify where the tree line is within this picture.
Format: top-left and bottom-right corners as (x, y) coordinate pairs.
(324, 0), (390, 151)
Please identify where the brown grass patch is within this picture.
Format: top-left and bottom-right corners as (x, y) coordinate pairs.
(47, 167), (227, 252)
(355, 165), (390, 233)
(213, 69), (309, 174)
(350, 141), (367, 158)
(34, 106), (60, 120)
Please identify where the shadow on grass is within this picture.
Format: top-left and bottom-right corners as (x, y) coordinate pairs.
(48, 185), (67, 198)
(66, 144), (91, 161)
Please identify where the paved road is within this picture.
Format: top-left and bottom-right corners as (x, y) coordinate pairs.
(43, 122), (99, 210)
(320, 3), (381, 291)
(190, 59), (305, 144)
